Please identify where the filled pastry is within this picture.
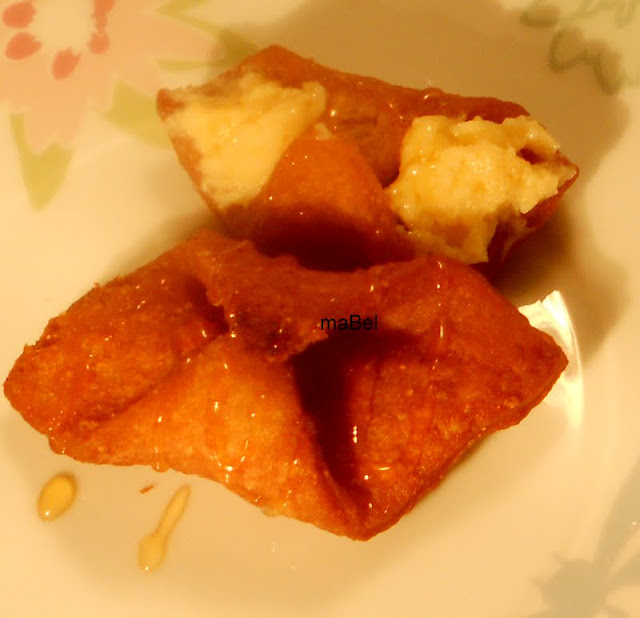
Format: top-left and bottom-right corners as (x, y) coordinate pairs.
(158, 45), (578, 270)
(4, 230), (567, 540)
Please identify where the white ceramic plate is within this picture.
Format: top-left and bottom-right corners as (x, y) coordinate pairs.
(2, 1), (639, 616)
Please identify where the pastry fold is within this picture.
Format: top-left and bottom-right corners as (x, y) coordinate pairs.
(4, 231), (567, 539)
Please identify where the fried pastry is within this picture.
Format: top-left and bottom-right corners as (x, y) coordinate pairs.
(158, 45), (578, 270)
(4, 230), (567, 539)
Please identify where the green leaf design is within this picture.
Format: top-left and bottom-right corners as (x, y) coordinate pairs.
(549, 27), (624, 93)
(521, 1), (562, 27)
(155, 58), (212, 72)
(10, 114), (73, 209)
(158, 0), (258, 67)
(521, 0), (640, 92)
(216, 28), (260, 66)
(611, 552), (640, 588)
(158, 0), (232, 37)
(102, 81), (169, 147)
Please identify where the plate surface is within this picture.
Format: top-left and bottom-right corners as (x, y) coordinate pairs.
(2, 1), (639, 617)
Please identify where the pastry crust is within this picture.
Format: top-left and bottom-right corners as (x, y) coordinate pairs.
(4, 230), (567, 539)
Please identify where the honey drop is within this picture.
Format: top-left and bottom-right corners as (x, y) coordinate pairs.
(138, 484), (191, 572)
(37, 473), (77, 522)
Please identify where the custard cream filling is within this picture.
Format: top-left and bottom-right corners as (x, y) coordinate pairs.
(385, 115), (576, 263)
(166, 72), (327, 209)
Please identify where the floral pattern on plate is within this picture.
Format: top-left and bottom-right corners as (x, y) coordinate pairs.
(0, 0), (251, 207)
(521, 0), (640, 93)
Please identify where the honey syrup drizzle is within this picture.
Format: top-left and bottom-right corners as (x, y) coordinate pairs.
(138, 484), (191, 572)
(37, 473), (77, 522)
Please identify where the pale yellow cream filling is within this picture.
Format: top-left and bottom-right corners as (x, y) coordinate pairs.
(166, 72), (327, 209)
(385, 115), (576, 263)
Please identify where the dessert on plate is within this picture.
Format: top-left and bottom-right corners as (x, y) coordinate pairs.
(158, 45), (578, 270)
(4, 230), (567, 540)
(3, 46), (577, 540)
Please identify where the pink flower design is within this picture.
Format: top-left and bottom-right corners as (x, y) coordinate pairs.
(0, 0), (218, 152)
(3, 0), (114, 80)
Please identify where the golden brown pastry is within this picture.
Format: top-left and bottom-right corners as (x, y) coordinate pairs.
(4, 230), (567, 539)
(158, 45), (578, 270)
